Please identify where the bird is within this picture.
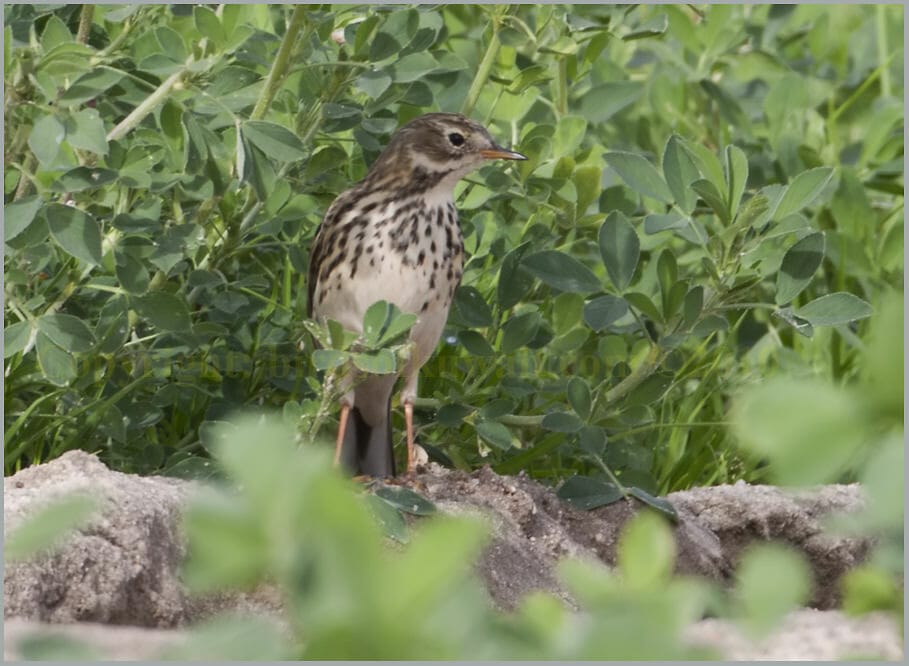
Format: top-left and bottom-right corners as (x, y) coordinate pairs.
(307, 112), (526, 477)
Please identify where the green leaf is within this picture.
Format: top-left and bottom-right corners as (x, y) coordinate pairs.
(795, 292), (873, 327)
(682, 286), (704, 329)
(656, 249), (678, 306)
(59, 67), (125, 106)
(574, 165), (602, 215)
(566, 377), (592, 420)
(64, 108), (109, 156)
(475, 420), (514, 450)
(453, 286), (493, 327)
(45, 204), (104, 265)
(557, 475), (623, 510)
(312, 349), (349, 370)
(392, 52), (438, 83)
(583, 295), (629, 331)
(617, 510), (675, 589)
(598, 211), (640, 291)
(6, 495), (98, 561)
(479, 399), (516, 420)
(522, 250), (600, 294)
(735, 544), (811, 638)
(628, 487), (678, 521)
(366, 494), (409, 543)
(4, 197), (43, 242)
(578, 81), (643, 124)
(551, 293), (583, 334)
(36, 332), (77, 386)
(133, 292), (193, 333)
(691, 178), (729, 223)
(437, 403), (473, 427)
(194, 5), (226, 42)
(725, 145), (748, 220)
(774, 167), (834, 220)
(40, 15), (73, 50)
(29, 114), (66, 166)
(374, 486), (436, 516)
(542, 411), (583, 433)
(362, 300), (392, 346)
(623, 13), (669, 40)
(732, 378), (867, 485)
(553, 115), (588, 156)
(775, 232), (825, 305)
(183, 492), (268, 592)
(459, 330), (494, 357)
(626, 373), (672, 406)
(500, 311), (541, 353)
(5, 320), (33, 358)
(681, 139), (726, 194)
(370, 8), (419, 60)
(352, 349), (397, 374)
(51, 167), (117, 192)
(578, 425), (606, 456)
(497, 241), (535, 308)
(662, 135), (699, 214)
(604, 151), (673, 203)
(354, 70), (392, 99)
(115, 252), (150, 294)
(36, 314), (96, 353)
(625, 292), (662, 323)
(241, 121), (307, 162)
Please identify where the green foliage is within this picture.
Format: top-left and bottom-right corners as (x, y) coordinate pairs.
(3, 5), (902, 505)
(732, 293), (904, 620)
(732, 544), (812, 639)
(178, 414), (716, 659)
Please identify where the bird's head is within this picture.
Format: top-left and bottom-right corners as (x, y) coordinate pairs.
(367, 112), (526, 189)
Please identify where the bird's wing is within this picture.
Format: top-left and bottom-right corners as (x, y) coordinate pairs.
(307, 192), (348, 318)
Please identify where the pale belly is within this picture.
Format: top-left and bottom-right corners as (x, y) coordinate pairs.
(313, 247), (461, 370)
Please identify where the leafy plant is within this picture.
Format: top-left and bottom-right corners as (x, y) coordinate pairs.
(4, 5), (902, 499)
(179, 413), (718, 660)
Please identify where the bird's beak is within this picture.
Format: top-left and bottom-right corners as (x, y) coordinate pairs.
(480, 145), (527, 161)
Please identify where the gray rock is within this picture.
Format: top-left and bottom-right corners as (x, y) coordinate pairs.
(685, 609), (902, 660)
(3, 617), (183, 660)
(669, 481), (871, 608)
(3, 450), (281, 627)
(4, 450), (191, 626)
(5, 607), (901, 661)
(2, 451), (886, 661)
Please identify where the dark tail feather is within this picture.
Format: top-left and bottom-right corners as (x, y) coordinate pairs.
(339, 401), (395, 477)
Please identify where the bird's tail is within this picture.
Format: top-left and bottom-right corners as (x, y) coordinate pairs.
(339, 400), (395, 477)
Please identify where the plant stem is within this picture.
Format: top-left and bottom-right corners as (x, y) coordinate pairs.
(461, 9), (504, 116)
(497, 413), (545, 427)
(251, 6), (308, 121)
(875, 5), (891, 98)
(77, 5), (94, 44)
(107, 68), (186, 142)
(604, 343), (663, 404)
(13, 155), (37, 200)
(828, 50), (897, 125)
(589, 453), (628, 494)
(556, 58), (568, 116)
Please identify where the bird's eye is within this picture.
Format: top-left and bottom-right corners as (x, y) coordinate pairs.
(448, 132), (465, 147)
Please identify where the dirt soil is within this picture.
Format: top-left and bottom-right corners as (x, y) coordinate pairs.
(3, 450), (899, 660)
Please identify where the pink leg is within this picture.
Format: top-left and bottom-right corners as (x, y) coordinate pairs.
(404, 401), (415, 474)
(334, 402), (351, 467)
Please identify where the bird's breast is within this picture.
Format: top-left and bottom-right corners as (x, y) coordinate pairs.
(312, 199), (464, 341)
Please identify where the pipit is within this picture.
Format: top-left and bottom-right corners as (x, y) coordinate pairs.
(307, 112), (526, 476)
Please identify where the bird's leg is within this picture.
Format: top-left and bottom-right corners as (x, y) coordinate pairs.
(334, 401), (351, 467)
(404, 400), (415, 474)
